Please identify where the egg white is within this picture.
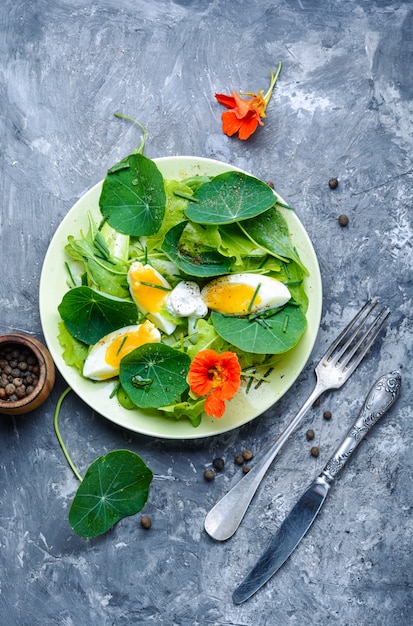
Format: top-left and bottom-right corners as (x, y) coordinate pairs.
(201, 273), (291, 316)
(83, 322), (161, 381)
(127, 261), (177, 335)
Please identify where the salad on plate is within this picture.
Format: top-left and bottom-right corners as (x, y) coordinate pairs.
(56, 151), (309, 428)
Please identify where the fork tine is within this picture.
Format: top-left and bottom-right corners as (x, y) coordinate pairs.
(331, 299), (381, 364)
(321, 298), (376, 362)
(339, 305), (391, 374)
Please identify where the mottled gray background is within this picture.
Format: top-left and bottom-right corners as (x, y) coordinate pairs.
(1, 0), (412, 624)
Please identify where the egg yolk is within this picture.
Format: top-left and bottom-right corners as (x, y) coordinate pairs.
(105, 322), (158, 367)
(129, 265), (169, 313)
(203, 283), (262, 315)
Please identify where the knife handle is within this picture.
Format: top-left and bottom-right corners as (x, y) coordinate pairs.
(321, 371), (401, 482)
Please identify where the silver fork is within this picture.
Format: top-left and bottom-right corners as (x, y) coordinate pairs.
(204, 299), (390, 541)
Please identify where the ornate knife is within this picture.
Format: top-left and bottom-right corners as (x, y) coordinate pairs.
(232, 371), (401, 605)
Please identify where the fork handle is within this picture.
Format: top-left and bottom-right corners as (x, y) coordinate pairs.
(204, 380), (327, 541)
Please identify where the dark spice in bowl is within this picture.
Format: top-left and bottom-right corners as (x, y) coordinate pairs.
(0, 333), (55, 415)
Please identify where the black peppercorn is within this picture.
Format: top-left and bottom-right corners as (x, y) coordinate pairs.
(306, 429), (315, 441)
(243, 465), (251, 474)
(338, 214), (349, 226)
(234, 454), (244, 466)
(212, 457), (225, 472)
(310, 446), (320, 458)
(323, 410), (332, 420)
(328, 177), (339, 189)
(242, 449), (254, 462)
(204, 469), (215, 482)
(140, 516), (152, 529)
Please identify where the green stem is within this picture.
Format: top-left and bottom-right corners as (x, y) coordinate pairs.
(114, 113), (147, 154)
(263, 61), (282, 105)
(54, 387), (83, 483)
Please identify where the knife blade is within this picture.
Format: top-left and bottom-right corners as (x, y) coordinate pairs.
(232, 370), (401, 605)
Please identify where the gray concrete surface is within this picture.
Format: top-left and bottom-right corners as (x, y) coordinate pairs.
(0, 1), (412, 624)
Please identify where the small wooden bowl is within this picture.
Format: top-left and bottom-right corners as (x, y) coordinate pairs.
(0, 332), (55, 415)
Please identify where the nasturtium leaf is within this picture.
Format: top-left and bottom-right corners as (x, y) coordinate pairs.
(239, 207), (308, 274)
(119, 343), (191, 408)
(210, 304), (307, 354)
(69, 450), (153, 539)
(184, 171), (276, 224)
(58, 286), (138, 345)
(99, 153), (166, 236)
(161, 220), (232, 277)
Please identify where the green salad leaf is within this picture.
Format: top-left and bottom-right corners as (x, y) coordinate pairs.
(185, 171), (276, 224)
(99, 153), (166, 236)
(69, 450), (153, 539)
(57, 321), (89, 370)
(158, 397), (205, 427)
(161, 220), (232, 277)
(239, 207), (308, 274)
(119, 343), (191, 408)
(210, 304), (307, 354)
(58, 286), (138, 345)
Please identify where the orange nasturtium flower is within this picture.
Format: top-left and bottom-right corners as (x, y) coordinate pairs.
(187, 349), (241, 418)
(215, 62), (282, 140)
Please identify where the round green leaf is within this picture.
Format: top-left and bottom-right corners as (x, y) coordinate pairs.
(99, 153), (166, 236)
(239, 207), (308, 273)
(210, 305), (307, 354)
(184, 171), (276, 224)
(58, 286), (139, 345)
(69, 450), (153, 539)
(119, 343), (191, 408)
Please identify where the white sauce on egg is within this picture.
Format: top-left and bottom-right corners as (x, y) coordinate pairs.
(166, 281), (208, 318)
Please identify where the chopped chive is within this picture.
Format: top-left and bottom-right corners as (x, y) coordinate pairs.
(139, 281), (171, 291)
(284, 280), (303, 286)
(247, 283), (262, 312)
(116, 335), (128, 356)
(173, 190), (200, 202)
(109, 381), (121, 399)
(144, 246), (148, 265)
(282, 315), (289, 333)
(245, 372), (255, 395)
(248, 305), (284, 323)
(65, 262), (76, 287)
(275, 199), (295, 210)
(254, 367), (274, 390)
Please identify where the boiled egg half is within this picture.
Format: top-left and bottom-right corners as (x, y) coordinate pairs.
(83, 321), (161, 381)
(127, 261), (177, 334)
(200, 273), (291, 316)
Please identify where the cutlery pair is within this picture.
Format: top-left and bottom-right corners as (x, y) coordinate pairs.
(202, 299), (400, 602)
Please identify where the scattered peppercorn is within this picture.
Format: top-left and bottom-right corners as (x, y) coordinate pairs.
(212, 457), (225, 472)
(266, 181), (275, 189)
(328, 177), (339, 189)
(312, 397), (321, 407)
(323, 410), (332, 420)
(243, 465), (251, 474)
(234, 454), (244, 466)
(338, 214), (349, 227)
(242, 449), (254, 462)
(310, 446), (320, 458)
(306, 429), (315, 441)
(140, 516), (152, 529)
(204, 469), (215, 482)
(0, 345), (39, 403)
